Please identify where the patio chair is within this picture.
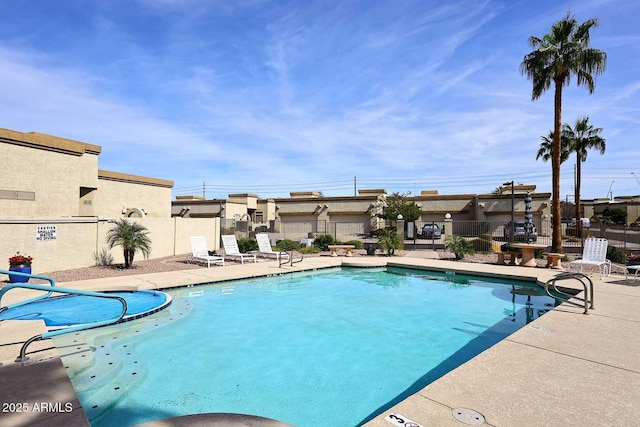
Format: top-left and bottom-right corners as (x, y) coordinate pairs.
(221, 235), (257, 264)
(568, 238), (611, 279)
(256, 233), (290, 262)
(189, 236), (224, 267)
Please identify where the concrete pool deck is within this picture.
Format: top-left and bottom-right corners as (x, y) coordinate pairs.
(1, 254), (639, 426)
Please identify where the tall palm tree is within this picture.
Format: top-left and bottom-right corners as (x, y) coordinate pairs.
(521, 13), (606, 253)
(106, 218), (152, 268)
(563, 116), (606, 237)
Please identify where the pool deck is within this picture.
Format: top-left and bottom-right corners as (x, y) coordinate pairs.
(1, 253), (639, 427)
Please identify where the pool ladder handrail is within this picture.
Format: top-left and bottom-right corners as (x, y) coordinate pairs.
(543, 271), (594, 314)
(279, 250), (304, 268)
(0, 269), (128, 362)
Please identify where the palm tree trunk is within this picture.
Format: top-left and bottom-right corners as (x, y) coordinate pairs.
(551, 78), (563, 253)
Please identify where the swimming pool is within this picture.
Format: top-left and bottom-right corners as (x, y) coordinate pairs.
(56, 267), (557, 426)
(0, 290), (170, 327)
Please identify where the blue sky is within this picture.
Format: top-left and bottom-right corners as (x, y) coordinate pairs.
(1, 0), (638, 200)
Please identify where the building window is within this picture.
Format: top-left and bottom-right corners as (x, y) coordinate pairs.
(255, 211), (264, 223)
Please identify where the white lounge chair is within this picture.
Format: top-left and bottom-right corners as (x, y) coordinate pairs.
(221, 235), (257, 264)
(568, 238), (611, 279)
(256, 233), (290, 262)
(190, 236), (224, 267)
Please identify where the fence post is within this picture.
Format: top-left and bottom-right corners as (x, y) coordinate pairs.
(444, 214), (453, 241)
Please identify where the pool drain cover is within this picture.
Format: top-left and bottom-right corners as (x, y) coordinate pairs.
(452, 408), (485, 425)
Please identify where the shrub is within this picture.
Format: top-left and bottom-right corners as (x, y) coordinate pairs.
(343, 240), (364, 249)
(606, 245), (626, 264)
(300, 246), (320, 254)
(238, 237), (258, 253)
(500, 243), (522, 253)
(446, 235), (474, 260)
(314, 234), (336, 251)
(276, 239), (301, 251)
(94, 247), (114, 266)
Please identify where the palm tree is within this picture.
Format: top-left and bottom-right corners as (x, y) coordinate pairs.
(521, 13), (606, 253)
(563, 116), (606, 237)
(536, 131), (571, 164)
(106, 218), (152, 268)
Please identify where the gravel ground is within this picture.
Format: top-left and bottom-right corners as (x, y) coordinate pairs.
(17, 250), (568, 284)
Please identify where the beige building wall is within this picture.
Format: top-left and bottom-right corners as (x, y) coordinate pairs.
(1, 217), (220, 274)
(0, 127), (218, 274)
(1, 129), (100, 218)
(95, 171), (173, 218)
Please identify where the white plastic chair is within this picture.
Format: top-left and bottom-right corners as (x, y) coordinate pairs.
(256, 233), (290, 262)
(221, 235), (257, 264)
(568, 238), (611, 279)
(189, 236), (224, 267)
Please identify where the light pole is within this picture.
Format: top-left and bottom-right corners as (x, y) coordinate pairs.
(632, 172), (640, 187)
(503, 181), (515, 241)
(607, 181), (615, 201)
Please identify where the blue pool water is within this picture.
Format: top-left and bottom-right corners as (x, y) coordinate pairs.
(0, 290), (169, 327)
(57, 267), (557, 427)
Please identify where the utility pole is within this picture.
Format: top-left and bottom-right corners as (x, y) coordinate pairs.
(503, 181), (515, 241)
(354, 176), (357, 197)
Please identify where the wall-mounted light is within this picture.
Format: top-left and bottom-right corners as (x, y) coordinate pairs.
(445, 213), (452, 219)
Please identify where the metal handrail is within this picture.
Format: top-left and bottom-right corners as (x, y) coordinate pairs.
(0, 270), (56, 314)
(543, 271), (594, 314)
(0, 269), (128, 362)
(279, 250), (304, 268)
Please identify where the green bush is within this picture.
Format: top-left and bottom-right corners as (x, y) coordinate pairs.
(500, 242), (522, 253)
(343, 240), (364, 249)
(94, 247), (114, 266)
(606, 245), (626, 264)
(300, 246), (320, 254)
(237, 237), (258, 253)
(276, 239), (301, 251)
(314, 234), (335, 251)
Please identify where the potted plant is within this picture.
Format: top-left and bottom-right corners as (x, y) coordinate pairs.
(364, 243), (377, 256)
(8, 251), (33, 283)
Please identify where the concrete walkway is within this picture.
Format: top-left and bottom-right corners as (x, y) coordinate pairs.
(1, 254), (638, 426)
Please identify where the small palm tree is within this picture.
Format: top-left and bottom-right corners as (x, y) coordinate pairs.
(563, 116), (606, 237)
(521, 13), (606, 252)
(377, 229), (401, 256)
(445, 235), (474, 260)
(106, 219), (152, 268)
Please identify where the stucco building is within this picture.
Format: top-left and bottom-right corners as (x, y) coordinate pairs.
(1, 128), (216, 272)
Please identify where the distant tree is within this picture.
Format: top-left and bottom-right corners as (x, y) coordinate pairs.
(106, 219), (152, 268)
(380, 192), (422, 222)
(563, 116), (606, 236)
(602, 207), (627, 225)
(521, 13), (607, 252)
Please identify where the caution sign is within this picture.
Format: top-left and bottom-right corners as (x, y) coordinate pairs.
(36, 225), (57, 241)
